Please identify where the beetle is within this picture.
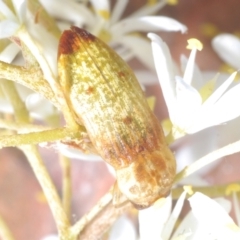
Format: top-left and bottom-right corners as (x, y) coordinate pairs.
(58, 26), (176, 209)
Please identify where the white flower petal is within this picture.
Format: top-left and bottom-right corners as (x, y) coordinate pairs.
(0, 1), (17, 21)
(182, 49), (197, 85)
(134, 70), (158, 85)
(139, 196), (172, 240)
(161, 191), (187, 239)
(59, 143), (102, 161)
(233, 192), (240, 226)
(175, 76), (202, 129)
(129, 1), (166, 18)
(27, 24), (58, 75)
(212, 34), (240, 69)
(171, 231), (192, 240)
(203, 71), (237, 107)
(148, 33), (176, 119)
(0, 98), (13, 113)
(112, 45), (136, 62)
(110, 0), (128, 25)
(179, 175), (209, 186)
(189, 192), (240, 240)
(41, 235), (58, 240)
(106, 163), (116, 177)
(113, 35), (155, 70)
(39, 0), (95, 26)
(170, 211), (195, 240)
(109, 215), (137, 240)
(215, 197), (232, 214)
(180, 54), (203, 89)
(11, 0), (26, 23)
(175, 76), (202, 107)
(111, 16), (187, 37)
(90, 0), (109, 16)
(26, 93), (57, 119)
(0, 43), (20, 63)
(174, 127), (219, 175)
(204, 82), (240, 126)
(0, 20), (20, 38)
(15, 83), (33, 101)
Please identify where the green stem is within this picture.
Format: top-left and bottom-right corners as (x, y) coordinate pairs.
(71, 187), (130, 239)
(0, 61), (58, 107)
(0, 119), (49, 131)
(60, 155), (72, 220)
(21, 145), (72, 238)
(71, 189), (113, 236)
(0, 127), (86, 147)
(0, 80), (29, 123)
(16, 27), (79, 129)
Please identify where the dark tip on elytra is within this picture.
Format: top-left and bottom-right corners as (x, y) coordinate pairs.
(71, 26), (96, 42)
(58, 26), (96, 56)
(58, 29), (78, 55)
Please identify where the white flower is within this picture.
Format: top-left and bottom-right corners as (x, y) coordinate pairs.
(212, 33), (240, 70)
(138, 189), (195, 240)
(58, 143), (103, 161)
(0, 39), (57, 121)
(188, 192), (240, 240)
(0, 0), (26, 38)
(137, 189), (239, 240)
(41, 235), (58, 240)
(148, 33), (240, 139)
(139, 196), (173, 240)
(25, 93), (58, 121)
(109, 215), (137, 240)
(40, 0), (187, 69)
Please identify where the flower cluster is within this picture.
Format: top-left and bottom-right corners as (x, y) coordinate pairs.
(0, 0), (240, 240)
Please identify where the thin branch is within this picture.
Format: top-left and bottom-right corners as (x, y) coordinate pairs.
(0, 80), (29, 123)
(0, 119), (49, 131)
(0, 127), (86, 147)
(60, 154), (72, 220)
(71, 187), (131, 240)
(21, 145), (71, 237)
(0, 61), (58, 107)
(16, 27), (79, 129)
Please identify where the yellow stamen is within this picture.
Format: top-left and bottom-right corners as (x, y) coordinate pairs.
(220, 64), (240, 82)
(98, 29), (112, 43)
(98, 10), (110, 20)
(186, 38), (203, 51)
(167, 0), (178, 5)
(153, 197), (167, 209)
(233, 31), (240, 39)
(200, 23), (219, 38)
(35, 191), (47, 203)
(226, 223), (240, 232)
(225, 183), (240, 196)
(147, 96), (156, 111)
(199, 74), (218, 102)
(162, 118), (173, 132)
(147, 0), (158, 5)
(183, 185), (194, 195)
